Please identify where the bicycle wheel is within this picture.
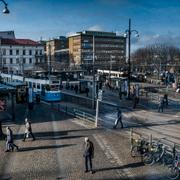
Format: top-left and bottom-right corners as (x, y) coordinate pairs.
(168, 167), (179, 180)
(143, 153), (154, 165)
(163, 154), (174, 165)
(131, 146), (139, 157)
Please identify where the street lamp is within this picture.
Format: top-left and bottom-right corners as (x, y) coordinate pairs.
(0, 0), (10, 14)
(124, 18), (139, 99)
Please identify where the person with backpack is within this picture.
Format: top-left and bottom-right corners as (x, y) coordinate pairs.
(83, 137), (94, 174)
(22, 118), (35, 141)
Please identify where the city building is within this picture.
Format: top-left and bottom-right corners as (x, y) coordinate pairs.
(45, 37), (69, 71)
(68, 30), (126, 70)
(0, 38), (44, 74)
(0, 31), (15, 39)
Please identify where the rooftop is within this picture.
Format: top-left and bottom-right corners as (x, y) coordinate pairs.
(1, 38), (42, 46)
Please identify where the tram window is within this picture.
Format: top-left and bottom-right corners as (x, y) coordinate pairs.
(37, 83), (40, 89)
(33, 82), (36, 88)
(45, 85), (50, 91)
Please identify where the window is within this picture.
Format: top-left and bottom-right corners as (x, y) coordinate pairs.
(2, 49), (6, 55)
(33, 82), (36, 88)
(40, 50), (42, 55)
(16, 49), (19, 55)
(16, 58), (19, 64)
(23, 49), (26, 55)
(35, 50), (38, 55)
(3, 58), (6, 64)
(29, 50), (32, 55)
(23, 58), (26, 64)
(10, 49), (13, 55)
(29, 58), (32, 64)
(10, 58), (13, 64)
(37, 84), (40, 89)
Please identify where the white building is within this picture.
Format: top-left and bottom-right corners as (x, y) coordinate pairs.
(0, 38), (44, 74)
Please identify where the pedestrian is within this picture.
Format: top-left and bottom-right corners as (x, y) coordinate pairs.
(22, 118), (35, 141)
(85, 87), (89, 97)
(5, 127), (19, 152)
(83, 137), (94, 174)
(163, 94), (168, 106)
(74, 85), (78, 94)
(158, 96), (164, 112)
(113, 108), (123, 129)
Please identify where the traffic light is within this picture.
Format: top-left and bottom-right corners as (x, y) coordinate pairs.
(0, 99), (7, 112)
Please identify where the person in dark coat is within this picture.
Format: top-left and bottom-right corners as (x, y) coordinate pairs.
(83, 137), (94, 174)
(113, 108), (123, 129)
(5, 127), (19, 152)
(22, 118), (35, 141)
(158, 96), (164, 112)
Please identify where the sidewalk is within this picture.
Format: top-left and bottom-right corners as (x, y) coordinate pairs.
(0, 103), (169, 179)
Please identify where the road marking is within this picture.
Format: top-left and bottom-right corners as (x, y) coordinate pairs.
(93, 134), (133, 178)
(51, 112), (65, 179)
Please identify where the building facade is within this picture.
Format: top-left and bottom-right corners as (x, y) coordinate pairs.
(45, 37), (69, 71)
(68, 31), (126, 70)
(0, 38), (44, 74)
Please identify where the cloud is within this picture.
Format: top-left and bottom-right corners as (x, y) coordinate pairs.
(87, 25), (104, 31)
(132, 33), (180, 51)
(66, 31), (78, 37)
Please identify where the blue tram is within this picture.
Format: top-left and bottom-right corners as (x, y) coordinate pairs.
(0, 73), (62, 102)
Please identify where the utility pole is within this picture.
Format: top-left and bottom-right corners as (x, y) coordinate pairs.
(127, 18), (131, 99)
(48, 41), (51, 78)
(92, 35), (95, 109)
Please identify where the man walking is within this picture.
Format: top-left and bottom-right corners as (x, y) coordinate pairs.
(83, 137), (94, 174)
(23, 118), (35, 141)
(113, 108), (123, 129)
(5, 127), (19, 152)
(158, 96), (164, 112)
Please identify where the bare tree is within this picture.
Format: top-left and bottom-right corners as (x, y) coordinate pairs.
(132, 44), (180, 72)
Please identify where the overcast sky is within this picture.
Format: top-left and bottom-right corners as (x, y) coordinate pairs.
(0, 0), (180, 50)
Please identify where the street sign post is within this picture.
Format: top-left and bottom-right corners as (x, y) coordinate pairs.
(95, 90), (103, 127)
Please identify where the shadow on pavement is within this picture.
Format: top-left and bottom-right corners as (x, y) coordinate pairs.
(94, 161), (144, 173)
(18, 144), (76, 152)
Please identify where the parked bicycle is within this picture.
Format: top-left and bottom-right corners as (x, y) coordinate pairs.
(168, 154), (180, 180)
(131, 138), (149, 158)
(143, 141), (174, 165)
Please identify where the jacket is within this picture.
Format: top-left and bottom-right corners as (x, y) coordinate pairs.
(84, 140), (94, 157)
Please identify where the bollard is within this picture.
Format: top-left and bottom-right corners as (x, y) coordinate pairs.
(149, 134), (152, 146)
(173, 143), (176, 158)
(130, 129), (133, 147)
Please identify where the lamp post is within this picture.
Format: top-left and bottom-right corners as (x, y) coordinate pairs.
(92, 35), (96, 109)
(0, 0), (10, 14)
(125, 18), (139, 99)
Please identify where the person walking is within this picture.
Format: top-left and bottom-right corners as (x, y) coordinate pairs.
(5, 127), (19, 152)
(83, 137), (94, 174)
(158, 96), (164, 112)
(22, 118), (35, 141)
(113, 108), (123, 129)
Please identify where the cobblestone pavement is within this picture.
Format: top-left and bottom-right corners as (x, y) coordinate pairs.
(0, 102), (171, 180)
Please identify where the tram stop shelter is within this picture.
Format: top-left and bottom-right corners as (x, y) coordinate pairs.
(0, 83), (16, 121)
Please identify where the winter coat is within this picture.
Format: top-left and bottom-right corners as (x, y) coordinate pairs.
(7, 129), (13, 143)
(84, 140), (94, 157)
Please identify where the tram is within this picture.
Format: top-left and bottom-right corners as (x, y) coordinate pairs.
(0, 73), (62, 102)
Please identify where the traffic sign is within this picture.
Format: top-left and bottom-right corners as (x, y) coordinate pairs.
(98, 90), (103, 101)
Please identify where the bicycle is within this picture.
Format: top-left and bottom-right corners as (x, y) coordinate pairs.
(130, 138), (149, 158)
(168, 154), (180, 180)
(143, 142), (174, 166)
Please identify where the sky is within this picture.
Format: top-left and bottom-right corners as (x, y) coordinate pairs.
(0, 0), (180, 51)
